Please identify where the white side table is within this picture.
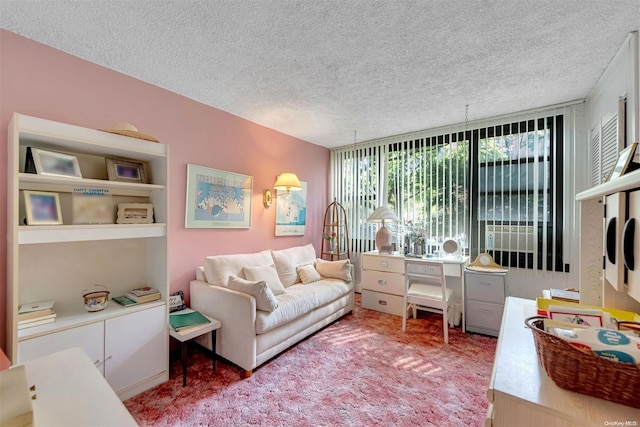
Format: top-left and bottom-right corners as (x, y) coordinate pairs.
(169, 310), (221, 386)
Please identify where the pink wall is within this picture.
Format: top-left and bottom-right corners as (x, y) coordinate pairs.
(0, 30), (330, 352)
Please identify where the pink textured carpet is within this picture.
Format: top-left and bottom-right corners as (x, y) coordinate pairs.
(125, 297), (497, 426)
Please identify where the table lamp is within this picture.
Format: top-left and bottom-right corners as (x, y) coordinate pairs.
(367, 206), (399, 254)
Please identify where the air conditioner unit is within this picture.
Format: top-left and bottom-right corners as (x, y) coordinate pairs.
(486, 224), (534, 253)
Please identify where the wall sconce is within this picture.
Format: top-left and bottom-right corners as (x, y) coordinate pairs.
(263, 173), (302, 208)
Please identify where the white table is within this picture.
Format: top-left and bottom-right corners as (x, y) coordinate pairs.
(487, 297), (640, 426)
(20, 347), (137, 426)
(169, 310), (221, 386)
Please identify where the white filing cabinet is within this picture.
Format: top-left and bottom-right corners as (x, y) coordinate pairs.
(361, 252), (406, 316)
(464, 269), (507, 337)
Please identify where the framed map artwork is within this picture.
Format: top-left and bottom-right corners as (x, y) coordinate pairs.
(275, 181), (307, 236)
(185, 164), (252, 228)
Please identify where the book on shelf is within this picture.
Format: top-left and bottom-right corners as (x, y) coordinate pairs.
(112, 295), (138, 306)
(18, 300), (54, 314)
(18, 312), (56, 325)
(17, 316), (55, 330)
(17, 307), (54, 322)
(169, 310), (210, 332)
(125, 291), (161, 303)
(549, 288), (580, 303)
(129, 286), (160, 297)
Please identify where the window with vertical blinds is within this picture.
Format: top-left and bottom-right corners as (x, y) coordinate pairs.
(330, 106), (574, 272)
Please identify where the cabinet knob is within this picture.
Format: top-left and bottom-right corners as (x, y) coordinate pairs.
(378, 300), (388, 306)
(379, 261), (388, 267)
(377, 279), (387, 286)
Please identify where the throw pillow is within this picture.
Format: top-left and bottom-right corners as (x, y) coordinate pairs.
(227, 275), (279, 312)
(315, 258), (352, 282)
(243, 265), (286, 296)
(296, 264), (322, 284)
(271, 244), (317, 286)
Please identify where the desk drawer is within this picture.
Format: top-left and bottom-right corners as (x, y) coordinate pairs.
(466, 300), (503, 334)
(465, 273), (505, 304)
(361, 290), (404, 316)
(361, 270), (404, 296)
(362, 254), (404, 274)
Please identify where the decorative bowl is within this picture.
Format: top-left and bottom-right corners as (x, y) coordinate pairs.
(82, 285), (110, 312)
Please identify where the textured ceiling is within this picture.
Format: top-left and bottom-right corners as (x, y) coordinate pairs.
(1, 1), (639, 148)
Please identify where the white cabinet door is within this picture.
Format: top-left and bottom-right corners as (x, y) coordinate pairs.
(604, 192), (626, 291)
(17, 322), (105, 372)
(624, 191), (640, 302)
(104, 305), (167, 393)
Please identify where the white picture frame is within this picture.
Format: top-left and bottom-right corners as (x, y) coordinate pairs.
(29, 147), (82, 178)
(608, 142), (638, 181)
(116, 203), (154, 224)
(24, 190), (63, 225)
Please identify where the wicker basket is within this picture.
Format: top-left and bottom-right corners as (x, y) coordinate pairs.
(525, 316), (640, 409)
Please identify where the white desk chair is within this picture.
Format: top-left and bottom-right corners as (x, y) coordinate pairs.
(402, 259), (454, 343)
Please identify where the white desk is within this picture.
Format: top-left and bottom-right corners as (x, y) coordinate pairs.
(20, 347), (137, 426)
(487, 297), (640, 426)
(360, 251), (468, 331)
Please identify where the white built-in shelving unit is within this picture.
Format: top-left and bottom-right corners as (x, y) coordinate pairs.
(6, 113), (169, 400)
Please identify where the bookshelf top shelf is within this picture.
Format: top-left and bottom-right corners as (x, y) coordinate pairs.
(576, 169), (640, 201)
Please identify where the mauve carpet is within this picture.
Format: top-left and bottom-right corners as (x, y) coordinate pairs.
(125, 297), (497, 426)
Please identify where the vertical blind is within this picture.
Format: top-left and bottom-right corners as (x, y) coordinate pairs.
(330, 104), (581, 273)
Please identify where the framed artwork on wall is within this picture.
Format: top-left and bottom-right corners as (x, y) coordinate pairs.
(275, 181), (307, 236)
(185, 164), (252, 228)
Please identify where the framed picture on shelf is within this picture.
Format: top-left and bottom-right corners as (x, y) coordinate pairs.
(105, 157), (147, 183)
(185, 164), (252, 228)
(72, 192), (114, 224)
(608, 142), (638, 181)
(23, 190), (63, 225)
(26, 147), (82, 178)
(116, 203), (154, 224)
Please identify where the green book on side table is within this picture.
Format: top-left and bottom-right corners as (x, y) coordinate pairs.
(169, 310), (210, 331)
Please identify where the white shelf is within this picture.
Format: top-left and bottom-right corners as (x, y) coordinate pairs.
(17, 300), (166, 341)
(16, 114), (167, 161)
(18, 173), (165, 196)
(18, 223), (167, 244)
(575, 169), (640, 201)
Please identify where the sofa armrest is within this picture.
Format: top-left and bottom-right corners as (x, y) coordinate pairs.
(190, 279), (258, 371)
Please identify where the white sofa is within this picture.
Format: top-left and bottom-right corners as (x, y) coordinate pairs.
(190, 244), (354, 376)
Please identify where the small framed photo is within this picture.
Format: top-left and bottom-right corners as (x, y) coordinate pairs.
(608, 142), (638, 181)
(117, 203), (154, 224)
(27, 147), (82, 178)
(24, 190), (63, 225)
(72, 193), (114, 224)
(106, 158), (147, 183)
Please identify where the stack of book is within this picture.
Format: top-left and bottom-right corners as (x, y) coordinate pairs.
(18, 300), (56, 330)
(113, 286), (161, 306)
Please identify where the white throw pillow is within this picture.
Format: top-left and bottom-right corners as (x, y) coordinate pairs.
(243, 265), (286, 295)
(271, 244), (317, 286)
(315, 258), (352, 282)
(203, 250), (273, 286)
(296, 264), (322, 284)
(227, 275), (278, 312)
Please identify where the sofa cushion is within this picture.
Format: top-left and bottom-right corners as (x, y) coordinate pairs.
(271, 244), (317, 287)
(315, 258), (352, 282)
(297, 264), (322, 284)
(255, 280), (352, 334)
(243, 265), (286, 296)
(227, 275), (279, 312)
(203, 250), (273, 286)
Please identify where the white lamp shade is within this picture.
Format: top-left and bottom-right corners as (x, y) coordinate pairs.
(367, 206), (399, 223)
(273, 173), (302, 191)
